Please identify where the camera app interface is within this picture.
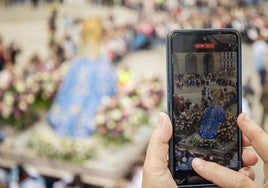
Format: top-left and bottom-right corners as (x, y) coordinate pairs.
(171, 33), (240, 185)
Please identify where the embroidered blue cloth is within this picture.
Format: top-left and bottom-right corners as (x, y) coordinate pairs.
(47, 56), (117, 138)
(198, 105), (226, 139)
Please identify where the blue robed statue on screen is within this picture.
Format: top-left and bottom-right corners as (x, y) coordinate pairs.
(199, 105), (226, 139)
(47, 18), (117, 138)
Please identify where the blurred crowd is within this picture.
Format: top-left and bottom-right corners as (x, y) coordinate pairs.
(0, 163), (102, 188)
(0, 36), (21, 74)
(1, 0), (268, 75)
(0, 0), (268, 187)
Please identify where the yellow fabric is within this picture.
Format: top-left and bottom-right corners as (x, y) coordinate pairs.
(118, 69), (131, 86)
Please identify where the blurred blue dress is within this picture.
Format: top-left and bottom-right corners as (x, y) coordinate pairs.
(47, 56), (117, 138)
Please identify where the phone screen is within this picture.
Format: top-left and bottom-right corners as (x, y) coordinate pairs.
(167, 30), (242, 187)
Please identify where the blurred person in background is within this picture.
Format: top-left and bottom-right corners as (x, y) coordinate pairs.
(23, 53), (45, 77)
(0, 36), (21, 73)
(242, 76), (255, 110)
(9, 164), (46, 188)
(61, 35), (78, 60)
(65, 174), (85, 188)
(260, 73), (268, 128)
(0, 167), (8, 188)
(0, 35), (5, 72)
(31, 0), (39, 8)
(48, 8), (58, 44)
(49, 40), (65, 66)
(53, 173), (85, 188)
(6, 41), (22, 66)
(253, 30), (268, 86)
(52, 174), (72, 188)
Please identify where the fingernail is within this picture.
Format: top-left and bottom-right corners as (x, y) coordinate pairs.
(192, 158), (205, 169)
(157, 112), (165, 128)
(242, 113), (251, 122)
(242, 170), (251, 178)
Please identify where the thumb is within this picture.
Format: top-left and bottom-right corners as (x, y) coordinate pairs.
(151, 112), (172, 144)
(192, 158), (257, 188)
(142, 112), (176, 188)
(143, 112), (172, 172)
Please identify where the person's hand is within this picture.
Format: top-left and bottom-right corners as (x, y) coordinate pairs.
(192, 113), (265, 187)
(142, 112), (177, 188)
(142, 112), (257, 188)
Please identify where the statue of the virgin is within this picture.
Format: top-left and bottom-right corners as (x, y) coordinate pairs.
(47, 17), (117, 138)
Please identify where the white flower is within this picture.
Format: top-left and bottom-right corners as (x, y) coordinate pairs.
(0, 70), (12, 89)
(18, 101), (27, 112)
(3, 92), (14, 106)
(95, 114), (105, 125)
(120, 96), (133, 107)
(107, 122), (116, 130)
(2, 105), (12, 119)
(110, 109), (122, 121)
(44, 82), (56, 93)
(15, 81), (26, 93)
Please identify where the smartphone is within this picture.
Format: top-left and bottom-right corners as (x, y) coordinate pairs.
(167, 29), (242, 187)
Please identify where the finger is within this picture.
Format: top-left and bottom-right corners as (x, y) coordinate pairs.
(239, 167), (255, 181)
(242, 133), (251, 147)
(142, 112), (177, 188)
(237, 113), (268, 163)
(192, 158), (257, 188)
(150, 112), (172, 144)
(144, 112), (172, 170)
(242, 148), (258, 166)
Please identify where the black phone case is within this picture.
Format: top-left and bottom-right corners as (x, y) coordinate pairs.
(166, 29), (243, 188)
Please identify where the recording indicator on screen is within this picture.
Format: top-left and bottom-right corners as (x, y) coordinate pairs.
(194, 43), (215, 49)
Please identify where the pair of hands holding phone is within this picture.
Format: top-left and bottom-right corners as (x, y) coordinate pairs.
(142, 112), (268, 188)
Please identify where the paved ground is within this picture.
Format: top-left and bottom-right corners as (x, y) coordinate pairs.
(0, 2), (266, 186)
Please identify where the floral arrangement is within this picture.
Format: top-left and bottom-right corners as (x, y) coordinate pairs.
(28, 129), (96, 163)
(191, 135), (218, 149)
(191, 111), (237, 149)
(191, 104), (204, 125)
(173, 93), (238, 149)
(174, 104), (204, 136)
(216, 111), (237, 143)
(28, 72), (58, 111)
(0, 64), (69, 129)
(27, 74), (164, 162)
(95, 75), (164, 144)
(174, 113), (195, 136)
(0, 76), (38, 128)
